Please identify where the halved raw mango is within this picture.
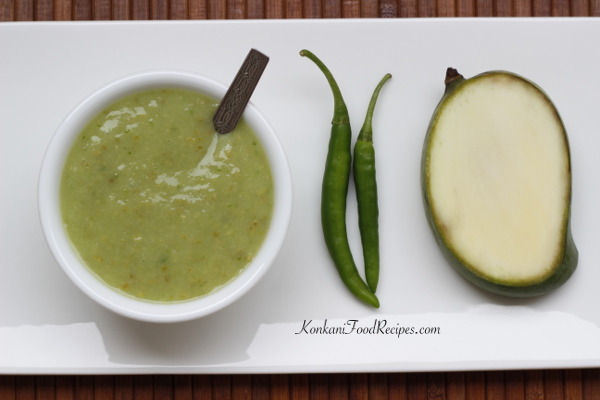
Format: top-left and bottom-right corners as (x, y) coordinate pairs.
(421, 68), (578, 297)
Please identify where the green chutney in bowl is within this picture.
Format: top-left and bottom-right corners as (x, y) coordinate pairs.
(61, 88), (274, 302)
(39, 70), (292, 323)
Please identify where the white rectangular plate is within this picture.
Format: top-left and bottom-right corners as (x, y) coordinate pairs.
(2, 18), (600, 374)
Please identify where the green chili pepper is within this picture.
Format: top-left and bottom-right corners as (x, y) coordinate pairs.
(300, 49), (379, 308)
(354, 73), (391, 293)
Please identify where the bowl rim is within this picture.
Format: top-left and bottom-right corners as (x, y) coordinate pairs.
(38, 69), (293, 323)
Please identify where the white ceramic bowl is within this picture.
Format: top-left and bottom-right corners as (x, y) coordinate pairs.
(38, 70), (293, 323)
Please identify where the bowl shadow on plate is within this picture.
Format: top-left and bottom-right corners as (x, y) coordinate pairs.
(92, 242), (298, 367)
(86, 271), (268, 367)
(91, 262), (285, 367)
(95, 295), (261, 367)
(95, 230), (301, 368)
(1, 242), (264, 368)
(62, 209), (290, 367)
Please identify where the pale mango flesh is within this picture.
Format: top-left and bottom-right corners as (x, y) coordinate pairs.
(422, 69), (578, 297)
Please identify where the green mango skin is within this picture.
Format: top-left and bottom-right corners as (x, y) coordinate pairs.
(421, 68), (578, 298)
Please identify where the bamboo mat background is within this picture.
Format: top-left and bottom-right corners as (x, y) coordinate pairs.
(2, 0), (600, 399)
(1, 0), (599, 19)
